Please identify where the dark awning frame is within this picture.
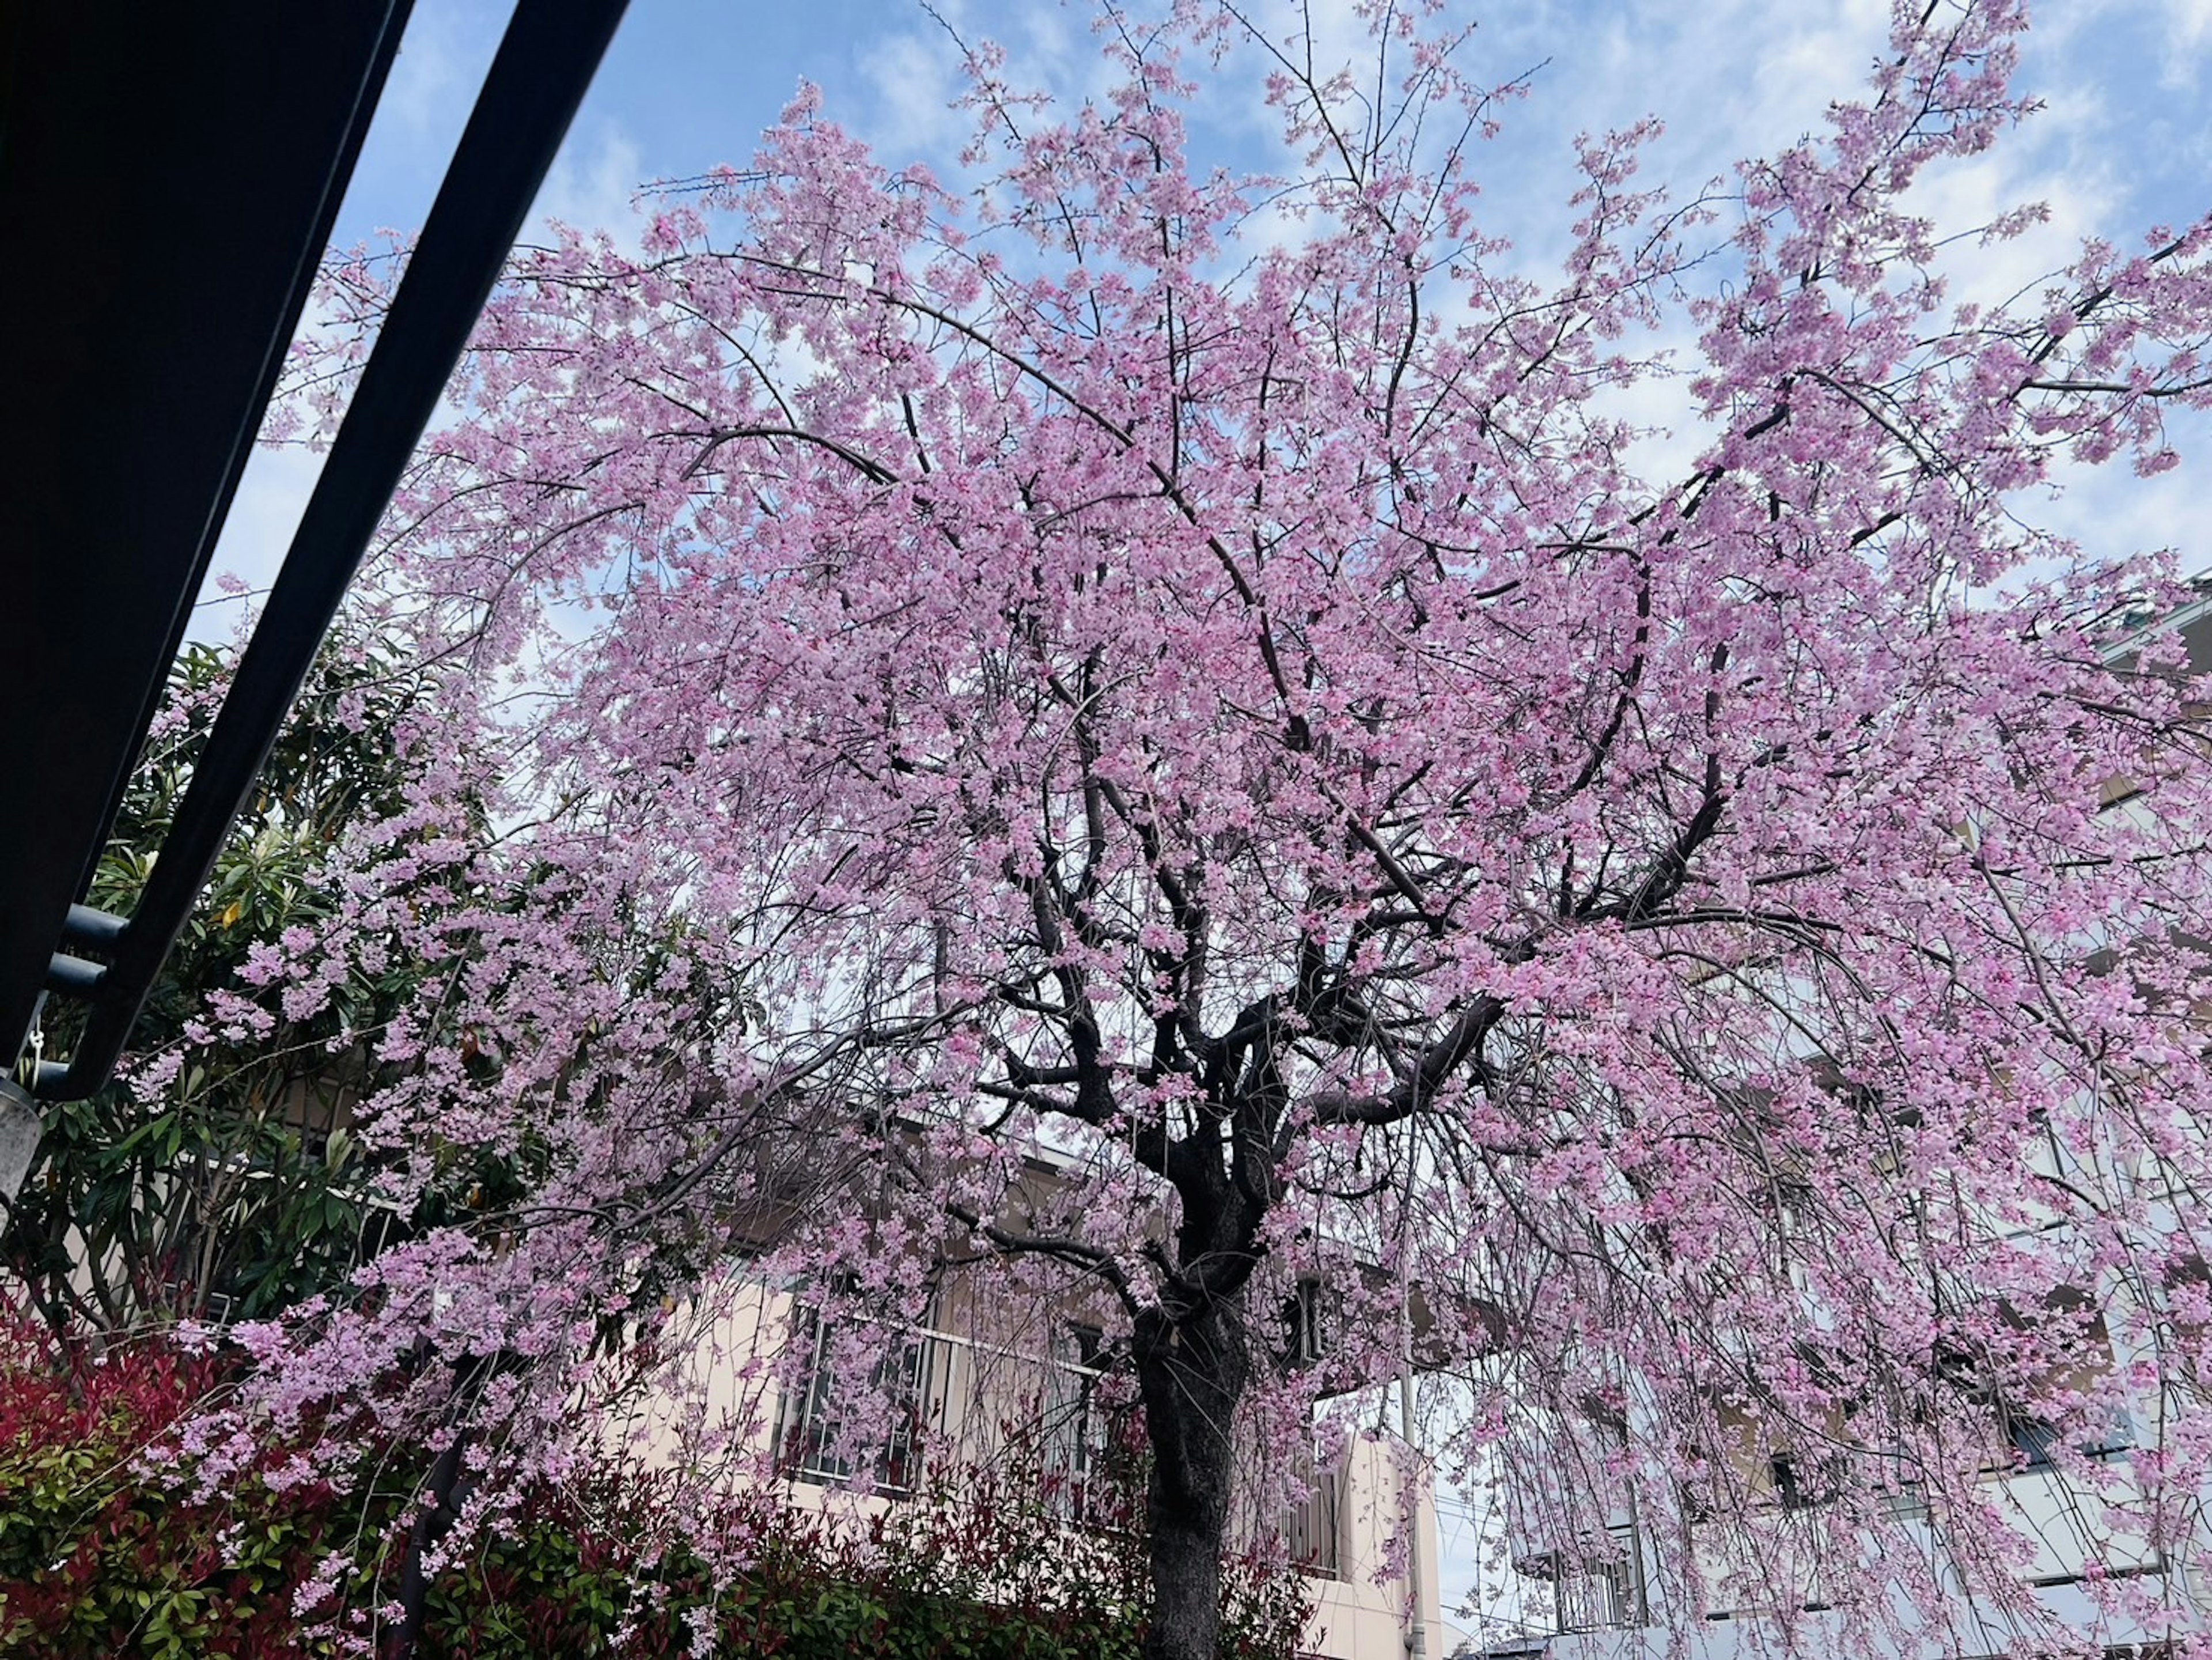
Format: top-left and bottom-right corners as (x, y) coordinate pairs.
(1, 0), (629, 1189)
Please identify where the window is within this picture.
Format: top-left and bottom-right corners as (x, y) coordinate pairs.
(1997, 1404), (2135, 1468)
(1556, 1560), (1638, 1631)
(777, 1305), (931, 1493)
(2079, 1406), (2137, 1461)
(2006, 1413), (2062, 1472)
(1043, 1325), (1138, 1527)
(1282, 1276), (1336, 1366)
(1768, 1453), (1838, 1513)
(1279, 1462), (1340, 1578)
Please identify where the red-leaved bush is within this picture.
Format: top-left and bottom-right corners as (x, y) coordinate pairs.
(0, 1313), (1306, 1658)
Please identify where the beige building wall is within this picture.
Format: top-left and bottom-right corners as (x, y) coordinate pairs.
(628, 1272), (1443, 1660)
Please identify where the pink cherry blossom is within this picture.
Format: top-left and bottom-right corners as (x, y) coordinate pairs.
(203, 6), (2212, 1659)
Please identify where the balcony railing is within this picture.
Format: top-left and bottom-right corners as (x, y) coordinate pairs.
(1281, 1469), (1342, 1579)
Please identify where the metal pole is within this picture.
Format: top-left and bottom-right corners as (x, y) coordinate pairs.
(35, 0), (631, 1105)
(1402, 1125), (1430, 1658)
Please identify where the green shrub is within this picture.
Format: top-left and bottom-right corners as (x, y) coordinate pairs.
(0, 1322), (1306, 1658)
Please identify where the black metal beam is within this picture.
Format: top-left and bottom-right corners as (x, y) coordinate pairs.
(33, 0), (632, 1102)
(0, 1), (414, 1087)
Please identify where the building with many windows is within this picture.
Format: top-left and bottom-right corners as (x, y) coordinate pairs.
(1477, 601), (2212, 1660)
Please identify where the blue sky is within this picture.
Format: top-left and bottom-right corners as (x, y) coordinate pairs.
(207, 0), (2212, 630)
(199, 0), (2212, 1631)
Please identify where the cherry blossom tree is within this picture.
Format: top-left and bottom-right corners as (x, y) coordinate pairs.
(187, 3), (2212, 1657)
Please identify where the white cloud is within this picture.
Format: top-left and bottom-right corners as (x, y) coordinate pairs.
(2154, 0), (2212, 87)
(382, 9), (469, 145)
(2085, 0), (2212, 96)
(190, 445), (329, 645)
(855, 28), (972, 162)
(534, 122), (649, 253)
(2015, 430), (2212, 583)
(346, 0), (509, 239)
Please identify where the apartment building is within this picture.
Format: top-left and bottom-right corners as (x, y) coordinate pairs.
(1480, 602), (2212, 1660)
(1489, 1231), (2195, 1660)
(647, 1265), (1443, 1660)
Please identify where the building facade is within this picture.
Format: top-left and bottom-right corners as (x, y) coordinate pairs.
(1481, 603), (2212, 1660)
(647, 1272), (1443, 1660)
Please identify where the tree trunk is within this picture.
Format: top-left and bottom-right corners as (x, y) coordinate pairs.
(0, 1079), (38, 1213)
(382, 1353), (491, 1660)
(1135, 1295), (1251, 1660)
(382, 1426), (465, 1660)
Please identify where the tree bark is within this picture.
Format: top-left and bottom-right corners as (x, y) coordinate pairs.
(383, 1353), (491, 1660)
(0, 1079), (38, 1212)
(1135, 1294), (1251, 1660)
(382, 1427), (466, 1660)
